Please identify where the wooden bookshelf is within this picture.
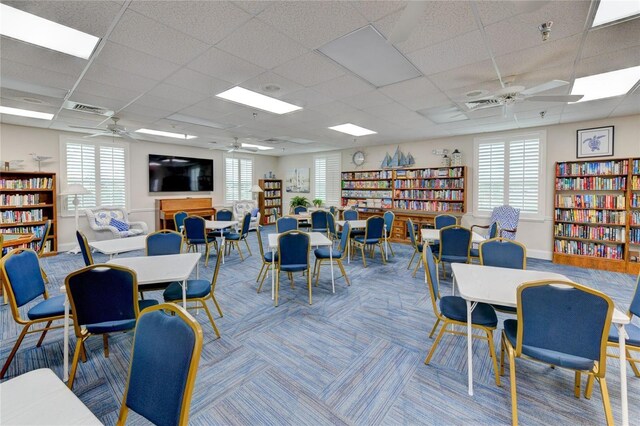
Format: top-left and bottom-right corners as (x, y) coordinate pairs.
(258, 179), (282, 225)
(628, 158), (640, 274)
(0, 171), (57, 256)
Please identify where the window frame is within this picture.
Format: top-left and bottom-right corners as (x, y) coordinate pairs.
(313, 153), (341, 206)
(473, 130), (546, 221)
(224, 155), (254, 203)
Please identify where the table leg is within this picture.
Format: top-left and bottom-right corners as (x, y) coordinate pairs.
(63, 294), (69, 382)
(182, 279), (187, 308)
(383, 224), (388, 260)
(329, 245), (335, 294)
(221, 233), (226, 264)
(196, 261), (199, 279)
(271, 248), (275, 301)
(466, 300), (478, 396)
(617, 324), (629, 426)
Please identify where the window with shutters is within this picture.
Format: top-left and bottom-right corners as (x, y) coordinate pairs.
(60, 137), (128, 214)
(225, 157), (253, 202)
(474, 131), (545, 219)
(314, 153), (341, 206)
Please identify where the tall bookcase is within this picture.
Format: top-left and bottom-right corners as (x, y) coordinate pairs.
(258, 179), (282, 225)
(629, 158), (640, 274)
(341, 169), (393, 209)
(552, 159), (631, 272)
(0, 171), (57, 255)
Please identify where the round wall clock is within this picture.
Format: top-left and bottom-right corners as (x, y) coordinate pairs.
(352, 151), (365, 166)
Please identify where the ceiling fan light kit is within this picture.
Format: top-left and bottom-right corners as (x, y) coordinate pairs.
(538, 21), (553, 41)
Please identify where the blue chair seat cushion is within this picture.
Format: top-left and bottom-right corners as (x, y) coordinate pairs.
(312, 227), (327, 232)
(354, 236), (381, 244)
(188, 238), (207, 245)
(608, 323), (640, 346)
(208, 230), (230, 239)
(492, 304), (517, 314)
(436, 254), (469, 263)
(280, 264), (307, 272)
(225, 233), (243, 241)
(86, 300), (158, 333)
(504, 319), (596, 370)
(163, 280), (211, 301)
(439, 296), (497, 327)
(314, 247), (343, 259)
(264, 252), (279, 263)
(27, 295), (66, 320)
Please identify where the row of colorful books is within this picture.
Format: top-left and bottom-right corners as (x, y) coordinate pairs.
(555, 176), (627, 191)
(554, 209), (626, 224)
(0, 194), (43, 206)
(554, 240), (624, 259)
(554, 223), (625, 242)
(0, 209), (45, 224)
(554, 194), (626, 209)
(556, 160), (628, 176)
(0, 178), (54, 189)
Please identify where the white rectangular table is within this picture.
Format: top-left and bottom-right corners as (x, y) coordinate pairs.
(205, 220), (238, 263)
(89, 235), (147, 259)
(451, 263), (631, 426)
(421, 228), (486, 244)
(61, 253), (201, 382)
(268, 232), (334, 302)
(336, 219), (389, 262)
(1, 368), (102, 425)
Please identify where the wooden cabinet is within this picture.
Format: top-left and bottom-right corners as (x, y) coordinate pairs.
(356, 209), (446, 243)
(258, 179), (282, 225)
(0, 171), (57, 256)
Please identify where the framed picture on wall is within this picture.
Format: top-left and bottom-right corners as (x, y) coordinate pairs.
(577, 126), (614, 158)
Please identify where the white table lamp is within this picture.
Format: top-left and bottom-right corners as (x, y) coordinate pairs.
(60, 184), (90, 231)
(251, 184), (263, 201)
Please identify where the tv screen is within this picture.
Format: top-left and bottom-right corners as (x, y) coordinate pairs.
(148, 154), (213, 192)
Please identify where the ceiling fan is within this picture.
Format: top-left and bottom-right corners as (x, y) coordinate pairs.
(226, 137), (257, 153)
(68, 117), (139, 142)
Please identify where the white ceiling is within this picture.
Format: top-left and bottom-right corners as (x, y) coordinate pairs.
(1, 0), (639, 156)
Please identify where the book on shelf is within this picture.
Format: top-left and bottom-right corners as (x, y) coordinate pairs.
(556, 160), (629, 176)
(0, 177), (54, 189)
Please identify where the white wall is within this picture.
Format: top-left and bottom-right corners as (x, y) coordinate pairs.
(0, 123), (277, 249)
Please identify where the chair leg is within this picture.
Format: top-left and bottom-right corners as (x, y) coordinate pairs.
(275, 269), (280, 307)
(236, 242), (245, 261)
(36, 320), (52, 347)
(67, 337), (85, 389)
(585, 372), (595, 399)
(424, 321), (447, 364)
(574, 371), (582, 398)
(41, 267), (49, 283)
(598, 377), (614, 426)
(211, 294), (223, 317)
(337, 259), (349, 285)
(360, 244), (367, 268)
(412, 256), (422, 277)
(507, 345), (518, 426)
(256, 263), (265, 282)
(627, 349), (640, 377)
(200, 300), (220, 338)
(379, 242), (386, 264)
(257, 262), (269, 293)
(428, 318), (441, 338)
(307, 267), (312, 305)
(407, 250), (416, 269)
(103, 334), (110, 358)
(204, 244), (210, 267)
(500, 334), (506, 376)
(486, 329), (501, 387)
(244, 239), (252, 256)
(315, 259), (322, 286)
(0, 323), (31, 378)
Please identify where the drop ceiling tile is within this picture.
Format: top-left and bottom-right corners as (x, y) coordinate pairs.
(1, 88), (64, 108)
(427, 60), (498, 92)
(380, 77), (439, 102)
(0, 37), (86, 78)
(128, 1), (251, 45)
(181, 97), (247, 118)
(71, 91), (131, 111)
(612, 102), (640, 117)
(408, 30), (490, 76)
(583, 18), (640, 59)
(444, 79), (503, 104)
(308, 100), (358, 117)
(0, 97), (59, 114)
(311, 74), (373, 100)
(363, 101), (427, 126)
(398, 91), (452, 111)
(512, 65), (574, 89)
(575, 45), (640, 78)
(56, 109), (110, 126)
(341, 90), (393, 109)
(474, 1), (542, 27)
(94, 41), (181, 81)
(286, 88), (335, 108)
(272, 52), (345, 87)
(187, 47), (266, 84)
(257, 1), (368, 49)
(163, 68), (232, 97)
(1, 59), (76, 91)
(109, 10), (209, 65)
(216, 19), (308, 69)
(75, 79), (144, 105)
(348, 1), (406, 23)
(233, 1), (272, 16)
(240, 72), (304, 97)
(132, 93), (192, 113)
(84, 62), (159, 93)
(147, 83), (209, 107)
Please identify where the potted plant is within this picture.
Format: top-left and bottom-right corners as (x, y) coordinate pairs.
(312, 198), (323, 208)
(289, 196), (310, 212)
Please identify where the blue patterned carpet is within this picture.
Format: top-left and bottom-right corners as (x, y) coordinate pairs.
(2, 228), (638, 425)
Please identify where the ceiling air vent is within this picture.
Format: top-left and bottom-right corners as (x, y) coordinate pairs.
(464, 99), (501, 111)
(63, 101), (114, 116)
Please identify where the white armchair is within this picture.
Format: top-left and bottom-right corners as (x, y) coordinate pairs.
(85, 206), (148, 240)
(232, 200), (260, 231)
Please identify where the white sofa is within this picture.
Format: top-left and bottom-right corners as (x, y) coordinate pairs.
(232, 200), (260, 231)
(85, 206), (148, 240)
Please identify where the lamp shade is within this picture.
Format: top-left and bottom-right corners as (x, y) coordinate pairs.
(60, 184), (90, 196)
(251, 185), (264, 193)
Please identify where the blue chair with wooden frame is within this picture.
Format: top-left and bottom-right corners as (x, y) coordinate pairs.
(209, 209), (234, 239)
(37, 219), (52, 282)
(294, 206), (311, 229)
(470, 221), (499, 262)
(275, 231), (311, 306)
(327, 212), (338, 241)
(343, 209), (363, 237)
(423, 245), (500, 386)
(383, 211), (395, 257)
(224, 213), (252, 261)
(256, 225), (278, 293)
(117, 303), (203, 426)
(407, 219), (424, 276)
(606, 273), (640, 378)
(163, 249), (223, 338)
(65, 264), (158, 389)
(76, 230), (94, 266)
(431, 214), (457, 254)
(276, 217), (298, 233)
(433, 225), (471, 278)
(271, 208), (279, 221)
(184, 216), (218, 267)
(313, 222), (350, 287)
(500, 280), (615, 426)
(311, 210), (328, 233)
(351, 216), (386, 268)
(173, 211), (188, 233)
(479, 237), (527, 314)
(329, 206), (337, 216)
(0, 249), (67, 379)
(146, 230), (183, 256)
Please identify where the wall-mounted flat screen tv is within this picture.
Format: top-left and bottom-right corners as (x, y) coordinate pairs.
(149, 154), (213, 192)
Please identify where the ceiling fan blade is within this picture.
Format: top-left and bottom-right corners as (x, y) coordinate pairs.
(69, 125), (104, 130)
(388, 1), (429, 44)
(525, 94), (584, 102)
(521, 80), (569, 95)
(83, 132), (109, 138)
(120, 133), (139, 142)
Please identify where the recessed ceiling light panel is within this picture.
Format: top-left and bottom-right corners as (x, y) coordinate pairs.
(0, 4), (99, 59)
(329, 123), (377, 136)
(0, 106), (53, 120)
(136, 128), (197, 139)
(592, 0), (640, 27)
(216, 87), (302, 114)
(242, 142), (274, 151)
(571, 65), (640, 103)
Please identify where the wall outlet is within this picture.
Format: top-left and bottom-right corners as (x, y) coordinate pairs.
(432, 149), (449, 155)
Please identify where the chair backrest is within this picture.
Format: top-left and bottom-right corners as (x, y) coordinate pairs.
(311, 211), (328, 229)
(364, 216), (385, 240)
(329, 206), (336, 216)
(407, 219), (418, 248)
(629, 273), (640, 319)
(327, 212), (336, 236)
(239, 212), (252, 236)
(277, 231), (310, 268)
(37, 220), (52, 256)
(276, 217), (298, 233)
(65, 264), (139, 334)
(383, 211), (395, 235)
(490, 205), (520, 240)
(338, 222), (350, 255)
(343, 209), (358, 221)
(256, 225), (266, 258)
(146, 230), (183, 256)
(271, 208), (279, 221)
(184, 216), (206, 241)
(439, 225), (471, 258)
(293, 206), (307, 215)
(435, 214), (457, 229)
(0, 249), (47, 321)
(516, 280), (613, 377)
(479, 238), (526, 270)
(216, 209), (233, 221)
(118, 303), (203, 426)
(422, 246), (441, 316)
(76, 230), (94, 266)
(488, 221), (499, 239)
(173, 211), (188, 231)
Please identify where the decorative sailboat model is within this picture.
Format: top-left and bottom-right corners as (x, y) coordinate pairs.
(380, 147), (415, 168)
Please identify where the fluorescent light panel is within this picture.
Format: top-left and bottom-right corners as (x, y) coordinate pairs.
(216, 87), (302, 114)
(571, 65), (640, 102)
(0, 4), (99, 59)
(242, 143), (273, 151)
(318, 25), (422, 88)
(329, 123), (377, 136)
(592, 0), (640, 27)
(0, 106), (53, 120)
(135, 128), (197, 139)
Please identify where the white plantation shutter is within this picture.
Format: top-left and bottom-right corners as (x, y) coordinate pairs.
(314, 153), (341, 206)
(476, 141), (505, 211)
(225, 157), (253, 202)
(508, 137), (540, 213)
(65, 142), (97, 210)
(240, 158), (253, 200)
(99, 145), (126, 207)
